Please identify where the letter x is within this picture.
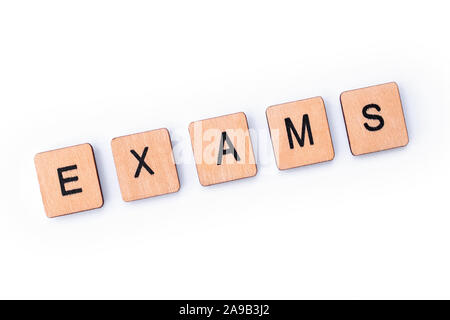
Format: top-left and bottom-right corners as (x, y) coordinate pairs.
(130, 147), (154, 178)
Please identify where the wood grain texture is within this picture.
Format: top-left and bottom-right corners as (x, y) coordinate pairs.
(111, 128), (180, 202)
(34, 143), (103, 218)
(340, 82), (409, 156)
(266, 96), (334, 170)
(189, 112), (257, 186)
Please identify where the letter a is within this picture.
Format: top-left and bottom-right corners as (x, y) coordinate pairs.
(217, 131), (241, 165)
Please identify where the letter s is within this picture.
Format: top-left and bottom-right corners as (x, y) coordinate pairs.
(362, 104), (384, 131)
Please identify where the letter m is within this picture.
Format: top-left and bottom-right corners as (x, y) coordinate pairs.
(284, 115), (314, 149)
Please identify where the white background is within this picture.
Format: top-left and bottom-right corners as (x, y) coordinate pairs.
(0, 0), (449, 299)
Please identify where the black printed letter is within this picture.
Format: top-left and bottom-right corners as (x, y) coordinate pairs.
(362, 104), (384, 131)
(217, 131), (241, 165)
(131, 147), (155, 178)
(57, 165), (83, 196)
(284, 115), (314, 149)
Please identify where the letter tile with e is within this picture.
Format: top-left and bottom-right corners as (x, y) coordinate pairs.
(266, 96), (335, 170)
(111, 128), (180, 202)
(189, 112), (257, 186)
(340, 82), (409, 156)
(34, 143), (104, 218)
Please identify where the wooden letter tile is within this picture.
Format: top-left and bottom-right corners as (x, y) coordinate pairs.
(266, 97), (334, 170)
(189, 112), (257, 186)
(111, 128), (180, 202)
(34, 144), (104, 218)
(340, 82), (409, 156)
